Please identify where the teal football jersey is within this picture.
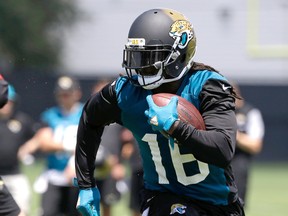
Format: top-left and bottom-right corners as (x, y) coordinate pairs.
(114, 71), (231, 205)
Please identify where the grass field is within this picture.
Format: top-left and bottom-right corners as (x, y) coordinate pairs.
(245, 162), (288, 216)
(22, 160), (288, 216)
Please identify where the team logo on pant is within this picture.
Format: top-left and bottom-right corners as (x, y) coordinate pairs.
(170, 203), (187, 215)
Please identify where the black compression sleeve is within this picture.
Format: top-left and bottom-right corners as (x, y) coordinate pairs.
(172, 110), (236, 168)
(75, 82), (121, 188)
(171, 78), (237, 168)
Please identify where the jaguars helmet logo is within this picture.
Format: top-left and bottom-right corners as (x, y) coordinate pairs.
(170, 203), (187, 215)
(169, 20), (194, 49)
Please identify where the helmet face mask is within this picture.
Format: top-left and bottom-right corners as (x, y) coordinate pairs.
(122, 8), (196, 90)
(124, 44), (171, 71)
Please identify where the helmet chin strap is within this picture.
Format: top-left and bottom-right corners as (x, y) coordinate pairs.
(138, 69), (164, 90)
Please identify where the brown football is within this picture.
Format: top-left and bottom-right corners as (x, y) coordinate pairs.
(152, 93), (206, 130)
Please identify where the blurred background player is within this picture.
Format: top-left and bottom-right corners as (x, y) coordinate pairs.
(120, 128), (143, 216)
(19, 75), (83, 215)
(0, 74), (23, 215)
(231, 83), (265, 204)
(93, 80), (144, 216)
(0, 74), (8, 108)
(0, 177), (23, 216)
(91, 80), (127, 216)
(0, 84), (37, 215)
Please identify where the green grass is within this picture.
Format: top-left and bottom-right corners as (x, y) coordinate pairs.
(21, 159), (45, 216)
(22, 161), (288, 216)
(245, 162), (288, 216)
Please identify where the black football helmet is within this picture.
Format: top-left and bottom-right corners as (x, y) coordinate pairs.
(122, 8), (196, 89)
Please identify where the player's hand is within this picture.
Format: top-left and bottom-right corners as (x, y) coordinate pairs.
(145, 95), (179, 132)
(77, 187), (101, 216)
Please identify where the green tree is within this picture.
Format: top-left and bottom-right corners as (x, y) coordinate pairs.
(0, 0), (80, 71)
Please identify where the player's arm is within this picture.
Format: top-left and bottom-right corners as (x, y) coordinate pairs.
(19, 127), (65, 154)
(75, 81), (121, 188)
(18, 121), (61, 160)
(75, 81), (121, 215)
(236, 131), (263, 154)
(0, 74), (8, 108)
(169, 79), (237, 168)
(236, 108), (264, 154)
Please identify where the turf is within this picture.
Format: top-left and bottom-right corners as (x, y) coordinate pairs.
(22, 160), (288, 216)
(245, 162), (288, 216)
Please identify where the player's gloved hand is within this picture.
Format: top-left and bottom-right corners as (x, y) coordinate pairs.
(76, 187), (101, 216)
(145, 95), (179, 132)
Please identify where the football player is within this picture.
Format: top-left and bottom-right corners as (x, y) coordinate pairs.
(19, 76), (83, 215)
(231, 83), (264, 204)
(0, 74), (22, 215)
(75, 8), (244, 216)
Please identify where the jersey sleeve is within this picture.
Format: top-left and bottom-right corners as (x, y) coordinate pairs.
(246, 108), (265, 139)
(172, 78), (237, 168)
(75, 81), (121, 188)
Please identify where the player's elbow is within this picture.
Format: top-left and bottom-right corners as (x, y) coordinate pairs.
(216, 153), (234, 168)
(217, 138), (235, 168)
(249, 140), (263, 155)
(195, 147), (234, 168)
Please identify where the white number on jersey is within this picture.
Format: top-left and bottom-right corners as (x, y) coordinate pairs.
(142, 133), (209, 185)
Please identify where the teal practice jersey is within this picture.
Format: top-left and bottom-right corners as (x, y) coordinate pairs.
(41, 103), (84, 171)
(114, 71), (233, 205)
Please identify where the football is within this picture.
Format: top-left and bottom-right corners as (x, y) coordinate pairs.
(152, 93), (206, 130)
